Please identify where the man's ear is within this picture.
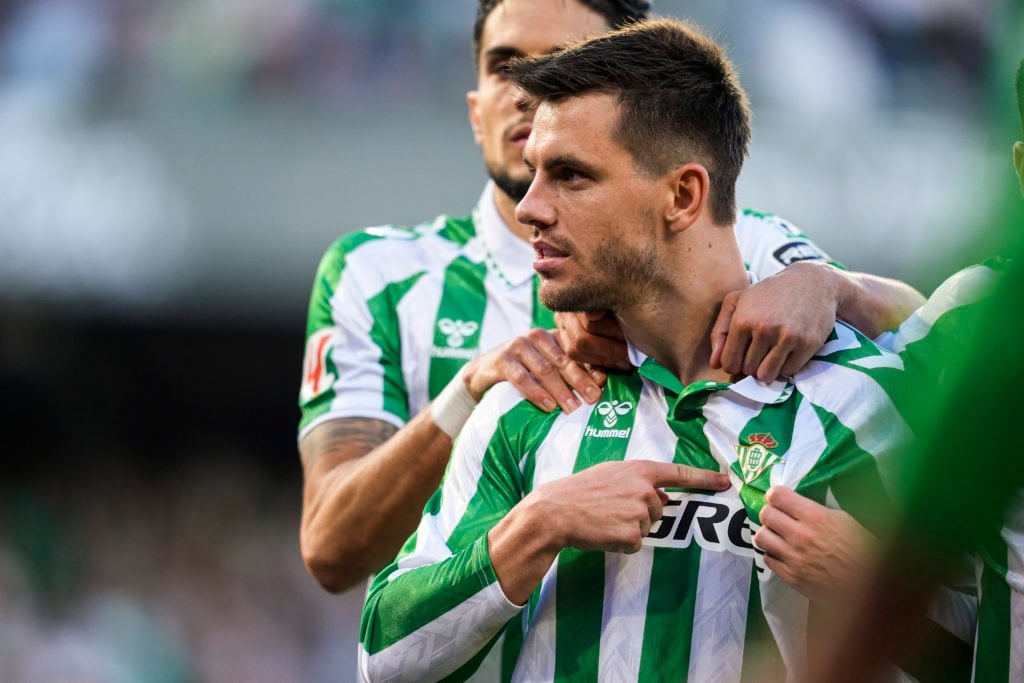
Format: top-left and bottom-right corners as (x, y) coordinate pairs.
(1014, 141), (1023, 196)
(467, 91), (483, 146)
(665, 163), (710, 232)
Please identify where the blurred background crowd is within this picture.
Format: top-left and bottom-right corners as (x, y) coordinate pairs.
(0, 0), (1020, 681)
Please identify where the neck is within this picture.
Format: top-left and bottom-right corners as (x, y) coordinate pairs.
(494, 185), (533, 243)
(617, 221), (748, 386)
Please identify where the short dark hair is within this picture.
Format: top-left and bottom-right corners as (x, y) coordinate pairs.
(472, 0), (650, 68)
(508, 18), (751, 226)
(1016, 58), (1023, 135)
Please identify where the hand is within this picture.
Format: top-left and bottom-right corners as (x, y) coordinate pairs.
(462, 328), (603, 413)
(754, 486), (878, 604)
(555, 311), (632, 372)
(534, 460), (732, 554)
(710, 261), (839, 382)
(489, 459), (731, 604)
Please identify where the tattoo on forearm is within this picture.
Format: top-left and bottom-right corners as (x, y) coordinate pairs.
(322, 418), (398, 454)
(302, 418), (399, 471)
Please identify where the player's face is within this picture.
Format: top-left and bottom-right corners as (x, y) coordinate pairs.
(517, 93), (672, 312)
(467, 0), (610, 203)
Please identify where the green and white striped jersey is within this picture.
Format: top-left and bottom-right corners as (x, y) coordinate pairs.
(298, 183), (837, 439)
(975, 492), (1024, 683)
(359, 322), (909, 682)
(880, 260), (1020, 682)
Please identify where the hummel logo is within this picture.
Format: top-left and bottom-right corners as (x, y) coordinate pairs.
(596, 400), (633, 428)
(437, 318), (479, 348)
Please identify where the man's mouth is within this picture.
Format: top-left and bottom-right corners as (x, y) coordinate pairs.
(532, 239), (570, 272)
(534, 243), (567, 259)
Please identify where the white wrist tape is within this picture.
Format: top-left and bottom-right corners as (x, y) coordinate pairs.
(431, 367), (478, 438)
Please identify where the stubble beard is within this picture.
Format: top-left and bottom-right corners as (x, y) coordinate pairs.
(488, 164), (532, 204)
(539, 240), (665, 314)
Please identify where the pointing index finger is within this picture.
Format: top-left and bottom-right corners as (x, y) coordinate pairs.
(649, 461), (731, 491)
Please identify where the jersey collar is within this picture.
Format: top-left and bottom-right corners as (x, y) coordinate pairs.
(473, 182), (536, 288)
(625, 271), (793, 406)
(630, 343), (794, 405)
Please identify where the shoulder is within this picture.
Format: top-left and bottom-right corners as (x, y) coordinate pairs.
(792, 324), (911, 444)
(795, 323), (906, 415)
(734, 208), (836, 269)
(872, 261), (1004, 382)
(326, 213), (476, 264)
(735, 208), (807, 239)
(473, 383), (556, 432)
(913, 261), (1002, 327)
(449, 384), (558, 480)
(313, 213), (477, 290)
(794, 323), (904, 400)
(475, 382), (535, 417)
(804, 322), (901, 374)
(462, 383), (565, 456)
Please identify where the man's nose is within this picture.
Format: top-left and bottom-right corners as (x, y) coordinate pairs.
(516, 181), (553, 230)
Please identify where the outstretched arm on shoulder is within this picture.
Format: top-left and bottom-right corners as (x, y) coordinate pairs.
(300, 328), (605, 593)
(557, 264), (924, 384)
(710, 262), (924, 382)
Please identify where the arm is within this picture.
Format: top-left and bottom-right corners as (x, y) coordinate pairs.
(708, 211), (925, 382)
(710, 261), (924, 382)
(556, 263), (924, 384)
(832, 267), (925, 338)
(765, 329), (975, 679)
(359, 425), (731, 681)
(488, 460), (730, 604)
(300, 413), (445, 592)
(358, 389), (541, 682)
(300, 329), (604, 593)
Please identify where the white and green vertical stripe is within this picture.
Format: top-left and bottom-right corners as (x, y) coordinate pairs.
(298, 212), (546, 438)
(359, 322), (907, 682)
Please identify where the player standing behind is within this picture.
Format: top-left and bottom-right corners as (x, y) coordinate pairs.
(297, 0), (926, 595)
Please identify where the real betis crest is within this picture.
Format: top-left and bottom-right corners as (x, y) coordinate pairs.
(735, 432), (782, 484)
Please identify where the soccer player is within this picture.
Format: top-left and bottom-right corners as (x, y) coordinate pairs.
(813, 58), (1024, 683)
(298, 0), (925, 596)
(359, 20), (917, 681)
